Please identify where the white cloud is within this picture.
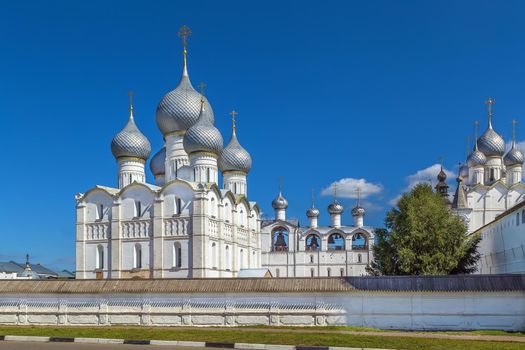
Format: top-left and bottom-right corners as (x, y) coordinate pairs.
(388, 163), (456, 206)
(321, 178), (383, 199)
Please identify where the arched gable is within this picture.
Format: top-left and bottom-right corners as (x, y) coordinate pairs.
(161, 180), (196, 217)
(81, 187), (115, 222)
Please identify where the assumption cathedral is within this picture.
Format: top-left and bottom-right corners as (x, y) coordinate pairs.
(447, 98), (525, 234)
(75, 27), (374, 279)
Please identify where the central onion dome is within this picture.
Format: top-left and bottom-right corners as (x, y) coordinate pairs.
(156, 41), (214, 135)
(111, 106), (151, 161)
(219, 119), (252, 173)
(504, 143), (524, 166)
(150, 147), (166, 176)
(437, 167), (447, 182)
(183, 99), (223, 155)
(272, 192), (288, 210)
(328, 200), (344, 215)
(478, 127), (505, 157)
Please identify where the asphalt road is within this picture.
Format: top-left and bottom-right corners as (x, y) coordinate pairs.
(0, 341), (207, 349)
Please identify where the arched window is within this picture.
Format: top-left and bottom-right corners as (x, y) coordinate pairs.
(239, 249), (244, 269)
(96, 245), (104, 269)
(135, 201), (141, 218)
(211, 242), (217, 269)
(340, 268), (344, 277)
(209, 197), (216, 218)
(327, 268), (331, 277)
(328, 233), (345, 250)
(173, 242), (182, 268)
(310, 268), (315, 277)
(310, 255), (314, 263)
(357, 253), (362, 263)
(97, 204), (104, 220)
(305, 234), (321, 251)
(225, 245), (231, 270)
(175, 197), (182, 215)
(239, 209), (245, 227)
(133, 243), (142, 269)
(224, 203), (231, 222)
(272, 228), (289, 251)
(352, 232), (368, 250)
(517, 213), (520, 226)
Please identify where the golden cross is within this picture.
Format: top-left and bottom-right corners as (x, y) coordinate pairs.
(438, 156), (444, 167)
(474, 120), (479, 139)
(278, 177), (282, 192)
(128, 90), (134, 115)
(485, 97), (495, 116)
(177, 25), (192, 49)
(311, 188), (315, 207)
(333, 183), (337, 201)
(229, 110), (238, 130)
(355, 187), (361, 204)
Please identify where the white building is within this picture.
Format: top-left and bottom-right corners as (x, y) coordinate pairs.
(76, 28), (262, 279)
(473, 200), (525, 274)
(261, 191), (374, 277)
(75, 27), (375, 279)
(451, 98), (525, 233)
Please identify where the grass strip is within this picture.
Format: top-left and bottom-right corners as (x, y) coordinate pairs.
(0, 326), (522, 350)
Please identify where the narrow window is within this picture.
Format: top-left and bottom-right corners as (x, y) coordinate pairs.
(522, 209), (525, 224)
(327, 268), (331, 277)
(310, 255), (314, 263)
(98, 204), (104, 220)
(517, 213), (520, 226)
(211, 242), (217, 269)
(173, 242), (182, 268)
(310, 268), (315, 277)
(135, 201), (141, 218)
(134, 244), (142, 269)
(340, 268), (344, 277)
(176, 198), (182, 215)
(96, 245), (104, 269)
(276, 268), (280, 277)
(239, 249), (244, 269)
(207, 168), (211, 182)
(358, 254), (362, 263)
(225, 245), (231, 271)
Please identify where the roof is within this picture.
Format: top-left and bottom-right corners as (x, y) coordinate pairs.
(237, 269), (272, 278)
(0, 275), (522, 294)
(0, 262), (23, 274)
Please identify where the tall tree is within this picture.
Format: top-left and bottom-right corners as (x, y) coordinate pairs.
(367, 183), (480, 275)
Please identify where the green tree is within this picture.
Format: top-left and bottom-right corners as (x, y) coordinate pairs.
(367, 183), (480, 275)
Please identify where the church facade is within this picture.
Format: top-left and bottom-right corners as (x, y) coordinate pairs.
(450, 98), (525, 234)
(75, 27), (374, 279)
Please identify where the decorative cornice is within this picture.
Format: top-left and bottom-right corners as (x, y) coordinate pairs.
(117, 156), (146, 164)
(165, 130), (186, 137)
(223, 170), (248, 176)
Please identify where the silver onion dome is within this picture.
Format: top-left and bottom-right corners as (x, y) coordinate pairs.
(351, 205), (365, 217)
(306, 206), (320, 218)
(328, 201), (344, 215)
(149, 147), (166, 176)
(111, 108), (151, 161)
(272, 192), (288, 210)
(504, 144), (524, 166)
(183, 101), (223, 155)
(156, 59), (214, 135)
(219, 125), (252, 173)
(478, 127), (505, 157)
(467, 148), (487, 167)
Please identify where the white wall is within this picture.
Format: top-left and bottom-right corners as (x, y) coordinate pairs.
(0, 292), (522, 331)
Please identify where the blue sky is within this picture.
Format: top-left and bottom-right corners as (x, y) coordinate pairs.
(1, 1), (525, 271)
